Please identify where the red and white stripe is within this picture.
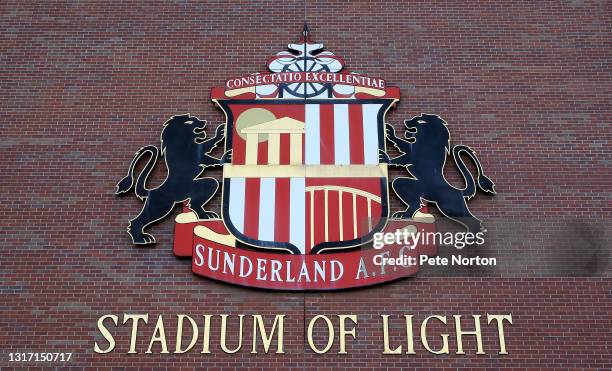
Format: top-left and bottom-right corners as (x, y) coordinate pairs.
(229, 177), (306, 253)
(305, 103), (382, 165)
(228, 177), (382, 254)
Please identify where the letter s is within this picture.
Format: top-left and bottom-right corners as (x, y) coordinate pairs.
(195, 244), (205, 267)
(94, 314), (118, 353)
(475, 232), (485, 245)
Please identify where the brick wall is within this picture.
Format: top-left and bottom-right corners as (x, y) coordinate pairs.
(1, 0), (610, 368)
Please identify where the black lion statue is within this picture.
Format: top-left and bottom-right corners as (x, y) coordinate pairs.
(381, 114), (496, 233)
(116, 114), (229, 244)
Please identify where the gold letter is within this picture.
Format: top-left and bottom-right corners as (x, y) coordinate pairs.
(421, 315), (449, 354)
(201, 315), (212, 354)
(146, 315), (168, 354)
(123, 314), (148, 354)
(454, 315), (484, 354)
(251, 315), (285, 354)
(220, 314), (244, 353)
(338, 314), (357, 354)
(94, 314), (118, 354)
(175, 315), (198, 354)
(381, 315), (401, 354)
(487, 314), (512, 354)
(405, 315), (415, 354)
(307, 315), (334, 354)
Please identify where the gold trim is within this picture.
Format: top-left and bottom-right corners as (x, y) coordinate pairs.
(175, 211), (199, 224)
(225, 86), (256, 97)
(412, 210), (436, 224)
(355, 86), (385, 97)
(193, 225), (236, 247)
(223, 164), (388, 178)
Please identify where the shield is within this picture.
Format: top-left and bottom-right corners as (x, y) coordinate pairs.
(217, 98), (393, 254)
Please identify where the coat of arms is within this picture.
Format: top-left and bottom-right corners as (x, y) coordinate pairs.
(116, 26), (494, 290)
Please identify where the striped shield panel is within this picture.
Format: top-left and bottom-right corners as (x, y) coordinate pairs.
(220, 100), (391, 254)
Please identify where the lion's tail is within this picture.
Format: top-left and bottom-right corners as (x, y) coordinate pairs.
(452, 145), (496, 199)
(115, 145), (159, 199)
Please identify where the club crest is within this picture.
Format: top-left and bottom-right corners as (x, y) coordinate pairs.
(116, 26), (495, 290)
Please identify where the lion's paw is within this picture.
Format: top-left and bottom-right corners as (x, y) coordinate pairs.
(202, 211), (219, 219)
(220, 150), (233, 164)
(378, 149), (390, 163)
(130, 232), (156, 245)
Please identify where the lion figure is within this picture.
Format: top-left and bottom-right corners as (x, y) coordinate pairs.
(116, 114), (229, 244)
(382, 114), (496, 233)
